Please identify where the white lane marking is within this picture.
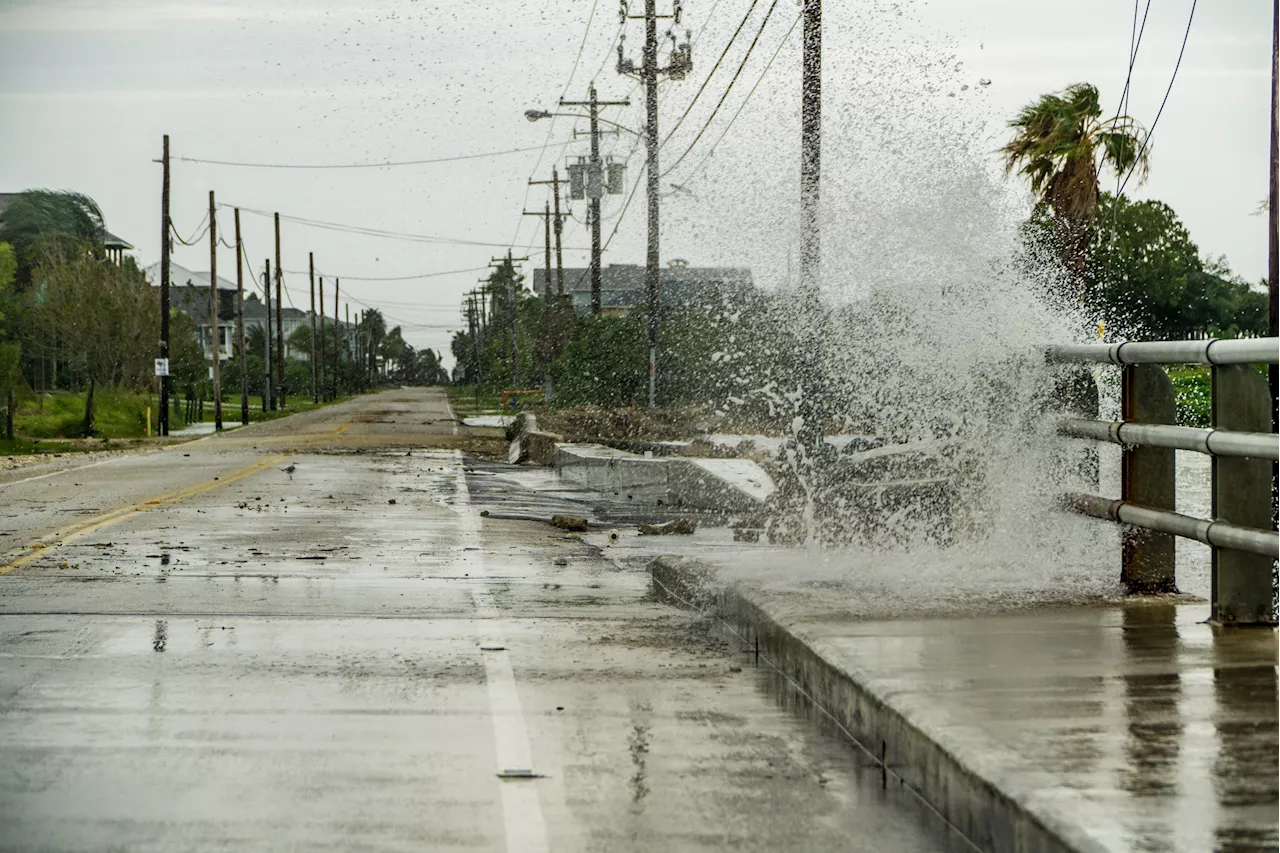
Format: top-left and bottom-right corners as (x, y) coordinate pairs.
(451, 450), (548, 853)
(441, 389), (459, 437)
(0, 454), (132, 490)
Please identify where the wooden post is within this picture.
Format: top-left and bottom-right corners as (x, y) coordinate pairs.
(1211, 365), (1276, 625)
(1121, 364), (1177, 593)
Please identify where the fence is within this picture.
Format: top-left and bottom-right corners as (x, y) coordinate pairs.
(1047, 337), (1278, 627)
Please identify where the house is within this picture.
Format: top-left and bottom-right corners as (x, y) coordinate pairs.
(144, 262), (351, 362)
(530, 262), (754, 316)
(0, 192), (134, 264)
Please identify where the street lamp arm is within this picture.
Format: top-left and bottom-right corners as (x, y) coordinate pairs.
(525, 110), (643, 138)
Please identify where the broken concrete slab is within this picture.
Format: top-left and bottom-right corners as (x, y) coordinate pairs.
(553, 443), (775, 512)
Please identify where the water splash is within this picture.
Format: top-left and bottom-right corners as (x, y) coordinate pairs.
(677, 0), (1119, 598)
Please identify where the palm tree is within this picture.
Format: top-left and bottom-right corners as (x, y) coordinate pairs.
(0, 190), (106, 287)
(1001, 83), (1150, 292)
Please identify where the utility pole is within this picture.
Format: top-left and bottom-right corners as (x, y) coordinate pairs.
(333, 278), (340, 397)
(489, 253), (527, 388)
(274, 213), (285, 410)
(235, 208), (248, 426)
(795, 0), (825, 460)
(345, 304), (351, 395)
(561, 86), (631, 314)
(467, 292), (483, 386)
(528, 170), (568, 296)
(159, 135), (171, 436)
(643, 0), (661, 408)
(619, 1), (689, 407)
(1269, 0), (1278, 516)
(319, 277), (327, 400)
(264, 259), (274, 412)
(208, 191), (222, 431)
(309, 253), (318, 404)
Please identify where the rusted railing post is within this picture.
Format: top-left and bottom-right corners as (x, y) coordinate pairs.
(1121, 364), (1177, 593)
(1211, 365), (1276, 625)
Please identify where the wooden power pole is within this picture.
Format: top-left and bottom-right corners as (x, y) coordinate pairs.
(274, 213), (285, 410)
(263, 259), (273, 412)
(209, 191), (222, 431)
(235, 208), (248, 426)
(309, 253), (318, 404)
(159, 135), (171, 436)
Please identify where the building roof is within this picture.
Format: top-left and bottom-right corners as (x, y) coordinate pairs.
(144, 261), (237, 291)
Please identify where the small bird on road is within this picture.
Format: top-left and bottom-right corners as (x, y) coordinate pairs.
(281, 464), (297, 480)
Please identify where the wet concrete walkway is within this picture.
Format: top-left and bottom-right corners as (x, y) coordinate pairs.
(642, 555), (1279, 853)
(0, 389), (966, 852)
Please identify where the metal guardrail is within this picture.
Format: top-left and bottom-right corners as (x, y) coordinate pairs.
(1046, 337), (1278, 366)
(1058, 418), (1279, 461)
(1064, 493), (1278, 559)
(1048, 336), (1278, 626)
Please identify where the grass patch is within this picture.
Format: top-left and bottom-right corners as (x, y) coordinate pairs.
(15, 389), (174, 439)
(0, 438), (79, 456)
(1167, 366), (1210, 428)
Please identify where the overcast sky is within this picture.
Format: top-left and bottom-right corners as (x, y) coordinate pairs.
(0, 0), (1271, 364)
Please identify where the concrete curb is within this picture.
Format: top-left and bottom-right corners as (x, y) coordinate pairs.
(649, 555), (1109, 853)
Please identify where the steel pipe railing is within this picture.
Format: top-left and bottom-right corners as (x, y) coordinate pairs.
(1064, 493), (1279, 559)
(1046, 337), (1278, 366)
(1059, 418), (1279, 461)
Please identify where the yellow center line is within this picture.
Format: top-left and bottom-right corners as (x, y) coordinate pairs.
(1, 452), (290, 575)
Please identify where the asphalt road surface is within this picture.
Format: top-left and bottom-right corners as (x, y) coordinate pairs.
(1, 388), (966, 852)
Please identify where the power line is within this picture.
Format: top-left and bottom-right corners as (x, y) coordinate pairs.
(229, 205), (590, 250)
(282, 265), (491, 281)
(661, 0), (761, 148)
(176, 143), (562, 170)
(561, 0), (603, 98)
(662, 0), (781, 177)
(1118, 0), (1198, 196)
(1111, 0), (1152, 204)
(169, 212), (210, 246)
(685, 9), (800, 184)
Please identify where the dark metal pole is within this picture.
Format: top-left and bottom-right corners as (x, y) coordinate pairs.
(209, 191), (222, 431)
(589, 85), (603, 315)
(309, 252), (318, 404)
(235, 208), (248, 425)
(644, 0), (661, 408)
(159, 135), (171, 436)
(274, 213), (285, 410)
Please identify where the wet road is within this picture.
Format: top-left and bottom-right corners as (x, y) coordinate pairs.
(0, 389), (964, 852)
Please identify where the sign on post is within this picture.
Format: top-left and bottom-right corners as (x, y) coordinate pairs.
(154, 358), (170, 377)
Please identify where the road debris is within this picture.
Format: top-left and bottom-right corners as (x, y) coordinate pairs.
(551, 514), (589, 532)
(637, 518), (697, 536)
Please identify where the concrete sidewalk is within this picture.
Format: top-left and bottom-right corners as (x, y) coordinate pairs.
(650, 555), (1278, 853)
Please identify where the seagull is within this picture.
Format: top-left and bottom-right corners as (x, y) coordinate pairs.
(281, 464), (296, 480)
